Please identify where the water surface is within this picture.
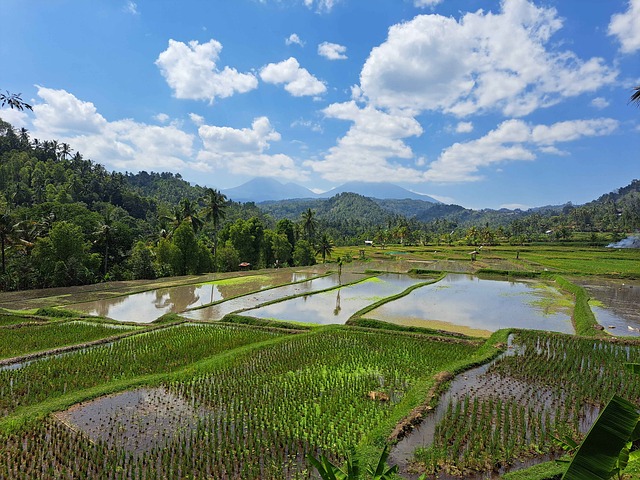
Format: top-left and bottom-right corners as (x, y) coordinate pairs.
(67, 271), (316, 323)
(368, 274), (573, 335)
(243, 274), (425, 325)
(573, 278), (640, 336)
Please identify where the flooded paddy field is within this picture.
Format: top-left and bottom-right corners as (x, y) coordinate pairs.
(66, 270), (321, 323)
(241, 273), (426, 325)
(182, 271), (366, 322)
(391, 331), (640, 479)
(55, 387), (205, 455)
(366, 274), (573, 337)
(573, 277), (640, 336)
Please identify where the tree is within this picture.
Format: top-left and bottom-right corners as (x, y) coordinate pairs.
(631, 86), (640, 108)
(0, 211), (19, 274)
(202, 188), (227, 267)
(0, 91), (33, 111)
(315, 233), (335, 263)
(293, 239), (316, 266)
(301, 208), (318, 242)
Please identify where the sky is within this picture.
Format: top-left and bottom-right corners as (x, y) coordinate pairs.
(1, 0), (639, 210)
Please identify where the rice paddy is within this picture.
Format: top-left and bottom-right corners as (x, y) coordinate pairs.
(1, 247), (639, 479)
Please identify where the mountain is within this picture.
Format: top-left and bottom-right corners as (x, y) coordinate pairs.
(222, 178), (441, 203)
(320, 181), (440, 203)
(222, 178), (317, 203)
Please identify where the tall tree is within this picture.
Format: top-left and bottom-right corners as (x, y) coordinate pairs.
(315, 233), (334, 263)
(0, 91), (33, 111)
(202, 188), (227, 265)
(0, 211), (18, 274)
(301, 208), (318, 242)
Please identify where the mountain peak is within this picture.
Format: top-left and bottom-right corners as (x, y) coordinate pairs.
(320, 181), (439, 203)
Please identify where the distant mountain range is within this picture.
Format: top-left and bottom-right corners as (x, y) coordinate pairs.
(222, 178), (441, 204)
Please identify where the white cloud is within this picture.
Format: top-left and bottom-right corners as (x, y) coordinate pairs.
(425, 118), (619, 182)
(414, 0), (443, 7)
(591, 97), (610, 109)
(154, 113), (170, 123)
(28, 87), (195, 172)
(609, 0), (640, 54)
(0, 108), (29, 128)
(260, 57), (326, 96)
(456, 121), (474, 133)
(155, 39), (258, 103)
(33, 87), (107, 135)
(305, 101), (425, 182)
(500, 203), (530, 210)
(189, 113), (205, 126)
(318, 42), (347, 60)
(304, 0), (339, 13)
(359, 0), (617, 117)
(285, 33), (304, 47)
(198, 117), (307, 180)
(123, 1), (139, 15)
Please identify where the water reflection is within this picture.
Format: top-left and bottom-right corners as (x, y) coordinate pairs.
(67, 271), (316, 323)
(244, 274), (425, 325)
(368, 274), (573, 335)
(574, 278), (640, 336)
(182, 273), (364, 322)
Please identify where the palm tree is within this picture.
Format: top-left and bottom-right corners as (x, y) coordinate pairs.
(0, 91), (33, 111)
(0, 211), (19, 274)
(201, 188), (227, 267)
(94, 209), (114, 277)
(301, 208), (318, 242)
(631, 86), (640, 107)
(315, 233), (334, 263)
(179, 198), (204, 233)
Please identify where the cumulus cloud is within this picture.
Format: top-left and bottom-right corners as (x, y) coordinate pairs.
(28, 87), (195, 172)
(305, 101), (425, 182)
(359, 0), (617, 117)
(285, 33), (304, 47)
(424, 118), (619, 182)
(198, 117), (307, 180)
(260, 57), (326, 96)
(189, 113), (205, 126)
(318, 42), (348, 60)
(609, 0), (640, 54)
(155, 39), (258, 103)
(154, 113), (170, 123)
(456, 121), (474, 133)
(591, 97), (610, 109)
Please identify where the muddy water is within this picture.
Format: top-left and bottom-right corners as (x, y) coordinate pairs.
(67, 271), (317, 323)
(573, 278), (640, 336)
(182, 272), (364, 322)
(242, 274), (425, 325)
(55, 387), (205, 455)
(368, 274), (574, 335)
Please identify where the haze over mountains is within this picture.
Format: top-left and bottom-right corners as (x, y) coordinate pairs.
(222, 178), (441, 204)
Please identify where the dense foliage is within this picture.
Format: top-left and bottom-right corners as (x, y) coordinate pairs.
(1, 116), (638, 291)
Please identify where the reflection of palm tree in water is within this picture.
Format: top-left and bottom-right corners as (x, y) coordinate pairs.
(333, 290), (341, 316)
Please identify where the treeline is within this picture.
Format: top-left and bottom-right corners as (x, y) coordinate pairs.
(0, 116), (638, 291)
(0, 119), (319, 291)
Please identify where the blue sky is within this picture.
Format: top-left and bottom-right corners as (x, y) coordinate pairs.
(1, 0), (639, 209)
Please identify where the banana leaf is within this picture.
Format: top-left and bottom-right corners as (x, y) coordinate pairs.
(563, 395), (639, 480)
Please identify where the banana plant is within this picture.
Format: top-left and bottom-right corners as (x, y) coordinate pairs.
(309, 446), (397, 480)
(562, 363), (640, 479)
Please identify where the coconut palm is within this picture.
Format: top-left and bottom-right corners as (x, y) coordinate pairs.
(315, 233), (334, 263)
(631, 86), (640, 107)
(0, 211), (19, 274)
(0, 91), (32, 111)
(179, 198), (204, 233)
(301, 208), (318, 242)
